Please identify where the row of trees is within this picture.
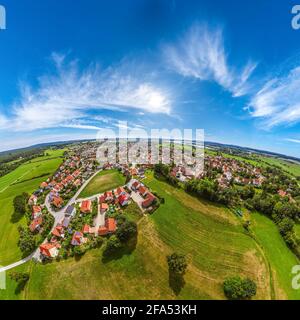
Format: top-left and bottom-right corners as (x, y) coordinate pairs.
(245, 192), (300, 254)
(185, 178), (239, 206)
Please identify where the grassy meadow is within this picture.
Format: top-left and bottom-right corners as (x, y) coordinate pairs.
(0, 149), (65, 266)
(251, 212), (300, 299)
(1, 171), (273, 300)
(79, 169), (126, 198)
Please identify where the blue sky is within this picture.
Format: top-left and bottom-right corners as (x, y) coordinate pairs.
(1, 0), (300, 157)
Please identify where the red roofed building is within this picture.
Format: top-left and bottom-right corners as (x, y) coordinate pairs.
(142, 194), (156, 208)
(52, 196), (63, 208)
(99, 195), (106, 203)
(73, 170), (81, 178)
(104, 191), (114, 202)
(52, 224), (65, 238)
(82, 224), (91, 234)
(32, 206), (42, 219)
(98, 218), (117, 236)
(138, 186), (148, 197)
(100, 202), (109, 213)
(131, 181), (140, 191)
(115, 187), (126, 197)
(80, 200), (92, 213)
(40, 182), (48, 189)
(40, 243), (59, 258)
(29, 216), (43, 232)
(71, 231), (85, 246)
(118, 194), (129, 207)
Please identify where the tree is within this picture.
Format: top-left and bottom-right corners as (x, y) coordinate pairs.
(241, 185), (255, 200)
(18, 226), (36, 254)
(277, 217), (294, 236)
(9, 272), (30, 291)
(13, 193), (29, 215)
(116, 220), (137, 243)
(167, 253), (188, 275)
(223, 276), (256, 300)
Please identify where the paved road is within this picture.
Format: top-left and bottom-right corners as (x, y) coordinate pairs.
(1, 169), (102, 269)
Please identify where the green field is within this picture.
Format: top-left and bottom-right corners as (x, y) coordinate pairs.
(0, 149), (65, 266)
(79, 169), (126, 198)
(1, 172), (272, 300)
(251, 212), (300, 299)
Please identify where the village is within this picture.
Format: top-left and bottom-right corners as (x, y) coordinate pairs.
(25, 141), (297, 261)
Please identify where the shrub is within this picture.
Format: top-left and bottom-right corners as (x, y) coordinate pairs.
(223, 276), (256, 300)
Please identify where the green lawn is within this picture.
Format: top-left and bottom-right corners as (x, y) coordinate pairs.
(4, 171), (300, 300)
(79, 169), (126, 198)
(251, 212), (300, 299)
(0, 149), (65, 266)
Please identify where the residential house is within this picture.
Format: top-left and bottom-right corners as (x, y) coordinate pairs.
(28, 194), (38, 206)
(118, 194), (129, 207)
(52, 224), (65, 238)
(52, 196), (63, 208)
(138, 186), (148, 197)
(32, 206), (42, 219)
(80, 200), (92, 214)
(40, 243), (59, 258)
(100, 202), (109, 213)
(65, 205), (76, 217)
(71, 231), (86, 246)
(98, 218), (117, 236)
(29, 216), (43, 233)
(142, 193), (156, 208)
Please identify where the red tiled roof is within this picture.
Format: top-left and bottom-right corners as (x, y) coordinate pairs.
(40, 243), (57, 257)
(138, 186), (147, 195)
(29, 216), (43, 232)
(142, 194), (156, 208)
(81, 200), (92, 213)
(107, 218), (117, 233)
(33, 206), (42, 214)
(52, 196), (63, 207)
(82, 224), (90, 234)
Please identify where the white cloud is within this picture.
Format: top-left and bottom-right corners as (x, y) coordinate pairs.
(248, 66), (300, 128)
(284, 138), (300, 144)
(0, 54), (171, 132)
(163, 24), (256, 97)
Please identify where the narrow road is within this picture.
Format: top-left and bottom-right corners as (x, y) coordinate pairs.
(0, 169), (102, 271)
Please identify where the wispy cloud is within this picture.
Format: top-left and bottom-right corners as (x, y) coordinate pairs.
(284, 138), (300, 144)
(248, 66), (300, 128)
(0, 53), (171, 132)
(163, 24), (256, 97)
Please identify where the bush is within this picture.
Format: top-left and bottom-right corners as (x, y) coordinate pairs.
(167, 253), (188, 275)
(103, 235), (122, 256)
(223, 276), (256, 300)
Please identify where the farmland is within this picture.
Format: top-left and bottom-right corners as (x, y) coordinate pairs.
(0, 149), (66, 266)
(79, 169), (126, 198)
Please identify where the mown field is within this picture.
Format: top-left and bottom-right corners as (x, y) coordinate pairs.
(1, 172), (272, 300)
(79, 169), (126, 198)
(0, 149), (65, 266)
(251, 212), (300, 299)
